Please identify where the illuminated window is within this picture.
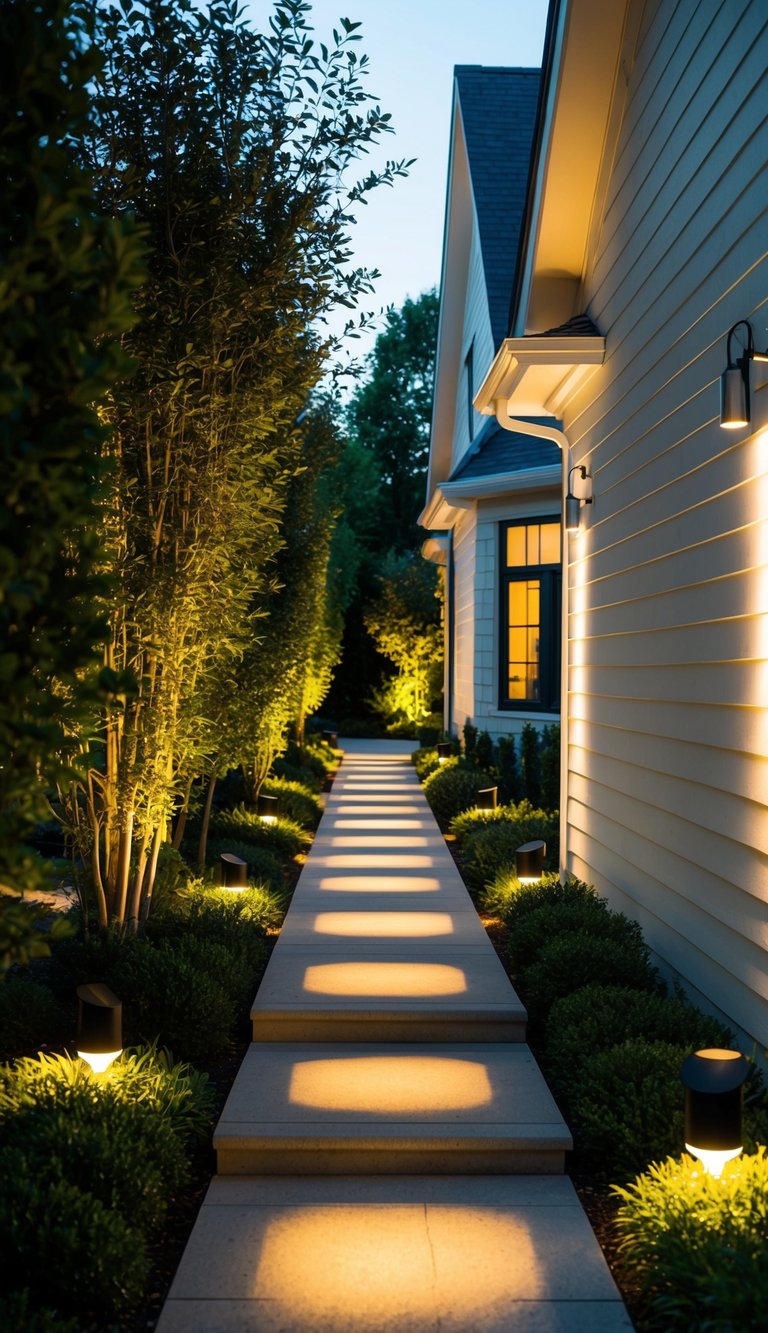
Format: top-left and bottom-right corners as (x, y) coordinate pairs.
(500, 519), (561, 710)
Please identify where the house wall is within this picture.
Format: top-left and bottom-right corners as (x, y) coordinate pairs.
(450, 227), (496, 477)
(561, 0), (768, 1042)
(451, 506), (477, 733)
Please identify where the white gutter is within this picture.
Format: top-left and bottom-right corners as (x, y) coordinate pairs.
(493, 404), (572, 884)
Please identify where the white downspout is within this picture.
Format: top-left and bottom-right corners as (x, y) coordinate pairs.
(493, 405), (572, 885)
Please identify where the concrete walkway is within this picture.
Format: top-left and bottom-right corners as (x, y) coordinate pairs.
(158, 741), (632, 1331)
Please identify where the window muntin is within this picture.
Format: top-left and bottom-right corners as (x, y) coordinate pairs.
(500, 520), (561, 711)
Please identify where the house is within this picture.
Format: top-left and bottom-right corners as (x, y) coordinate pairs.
(463, 0), (768, 1046)
(420, 64), (565, 746)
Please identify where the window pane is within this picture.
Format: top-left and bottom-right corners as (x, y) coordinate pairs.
(508, 582), (526, 625)
(526, 525), (540, 565)
(506, 526), (526, 567)
(540, 523), (560, 565)
(526, 663), (540, 700)
(528, 580), (540, 621)
(508, 673), (526, 699)
(509, 629), (527, 661)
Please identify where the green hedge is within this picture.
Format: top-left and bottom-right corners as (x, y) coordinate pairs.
(519, 930), (659, 1025)
(0, 976), (65, 1061)
(261, 777), (323, 830)
(481, 870), (595, 922)
(458, 806), (560, 892)
(506, 898), (643, 973)
(422, 761), (488, 827)
(208, 804), (310, 858)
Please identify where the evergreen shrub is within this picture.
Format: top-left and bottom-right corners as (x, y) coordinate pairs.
(519, 930), (659, 1023)
(209, 805), (309, 857)
(422, 762), (487, 828)
(0, 976), (64, 1060)
(459, 806), (559, 892)
(205, 838), (283, 889)
(508, 898), (642, 972)
(260, 777), (323, 830)
(481, 872), (595, 921)
(613, 1148), (768, 1331)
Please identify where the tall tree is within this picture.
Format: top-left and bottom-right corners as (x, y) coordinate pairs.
(0, 0), (142, 917)
(347, 289), (439, 550)
(63, 0), (408, 928)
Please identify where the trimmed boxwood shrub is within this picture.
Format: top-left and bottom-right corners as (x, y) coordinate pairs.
(0, 976), (65, 1060)
(208, 804), (310, 857)
(422, 761), (487, 827)
(449, 804), (521, 842)
(519, 930), (659, 1024)
(460, 807), (559, 892)
(411, 745), (440, 780)
(568, 1037), (691, 1180)
(507, 898), (642, 972)
(544, 984), (733, 1105)
(614, 1147), (768, 1331)
(147, 883), (283, 951)
(481, 872), (597, 922)
(260, 776), (324, 830)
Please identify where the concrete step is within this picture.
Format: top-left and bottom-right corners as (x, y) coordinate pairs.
(251, 943), (527, 1042)
(214, 1042), (571, 1175)
(156, 1174), (632, 1333)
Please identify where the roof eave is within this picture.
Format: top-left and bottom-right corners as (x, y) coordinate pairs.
(419, 464), (562, 530)
(474, 334), (605, 421)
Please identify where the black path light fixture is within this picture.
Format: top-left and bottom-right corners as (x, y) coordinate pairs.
(437, 742), (453, 764)
(515, 839), (547, 885)
(220, 851), (248, 890)
(257, 792), (279, 823)
(720, 319), (768, 428)
(680, 1047), (749, 1177)
(476, 786), (498, 813)
(76, 982), (123, 1075)
(565, 464), (593, 532)
(322, 729), (338, 747)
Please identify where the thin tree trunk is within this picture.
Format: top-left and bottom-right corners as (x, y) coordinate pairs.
(127, 831), (150, 932)
(197, 769), (217, 872)
(113, 811), (134, 926)
(139, 824), (163, 927)
(172, 774), (194, 850)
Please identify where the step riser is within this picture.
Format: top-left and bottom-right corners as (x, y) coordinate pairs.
(217, 1147), (567, 1175)
(252, 1017), (527, 1043)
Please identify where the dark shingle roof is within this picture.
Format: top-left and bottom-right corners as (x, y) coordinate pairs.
(535, 313), (601, 337)
(455, 66), (540, 350)
(449, 416), (561, 483)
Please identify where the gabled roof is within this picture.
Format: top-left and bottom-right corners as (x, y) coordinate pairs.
(455, 66), (541, 349)
(449, 416), (560, 482)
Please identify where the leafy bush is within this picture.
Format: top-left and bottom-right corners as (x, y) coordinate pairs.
(147, 882), (284, 949)
(449, 803), (521, 843)
(422, 762), (487, 827)
(519, 930), (659, 1023)
(520, 722), (542, 805)
(475, 729), (495, 772)
(0, 976), (65, 1060)
(0, 1048), (211, 1323)
(496, 735), (520, 803)
(459, 805), (559, 892)
(0, 1289), (78, 1332)
(568, 1038), (692, 1180)
(150, 842), (193, 913)
(614, 1148), (768, 1331)
(481, 871), (595, 921)
(205, 838), (283, 889)
(411, 745), (440, 780)
(260, 777), (323, 830)
(544, 984), (733, 1105)
(271, 757), (323, 791)
(508, 898), (642, 972)
(209, 804), (309, 857)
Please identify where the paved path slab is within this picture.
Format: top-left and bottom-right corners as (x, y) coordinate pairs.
(157, 1175), (633, 1332)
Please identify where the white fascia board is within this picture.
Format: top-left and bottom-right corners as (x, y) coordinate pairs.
(420, 464), (561, 530)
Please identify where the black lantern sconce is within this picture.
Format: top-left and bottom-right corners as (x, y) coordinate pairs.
(565, 465), (593, 533)
(720, 320), (768, 429)
(220, 851), (248, 891)
(476, 786), (498, 813)
(515, 839), (547, 885)
(257, 792), (279, 824)
(437, 742), (453, 764)
(680, 1047), (749, 1177)
(76, 982), (123, 1075)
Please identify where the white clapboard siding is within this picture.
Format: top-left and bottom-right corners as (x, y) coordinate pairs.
(452, 507), (477, 732)
(450, 224), (495, 475)
(559, 0), (768, 1040)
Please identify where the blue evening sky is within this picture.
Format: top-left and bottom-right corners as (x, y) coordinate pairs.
(246, 1), (549, 362)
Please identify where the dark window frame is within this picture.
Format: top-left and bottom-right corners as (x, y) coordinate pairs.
(498, 517), (561, 712)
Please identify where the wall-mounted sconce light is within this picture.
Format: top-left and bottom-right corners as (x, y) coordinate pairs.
(76, 982), (123, 1074)
(476, 786), (498, 813)
(720, 320), (768, 429)
(565, 465), (593, 532)
(515, 839), (547, 885)
(220, 851), (248, 890)
(257, 792), (279, 823)
(680, 1047), (749, 1176)
(322, 729), (338, 747)
(437, 742), (453, 764)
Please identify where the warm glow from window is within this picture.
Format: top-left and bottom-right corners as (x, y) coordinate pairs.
(316, 876), (441, 892)
(289, 1055), (492, 1113)
(252, 1206), (539, 1321)
(302, 962), (468, 997)
(312, 912), (454, 938)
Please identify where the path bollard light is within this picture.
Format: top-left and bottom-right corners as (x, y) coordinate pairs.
(476, 786), (498, 813)
(322, 729), (338, 748)
(76, 982), (123, 1075)
(257, 793), (279, 824)
(437, 742), (453, 764)
(220, 852), (248, 890)
(680, 1047), (749, 1177)
(515, 839), (547, 885)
